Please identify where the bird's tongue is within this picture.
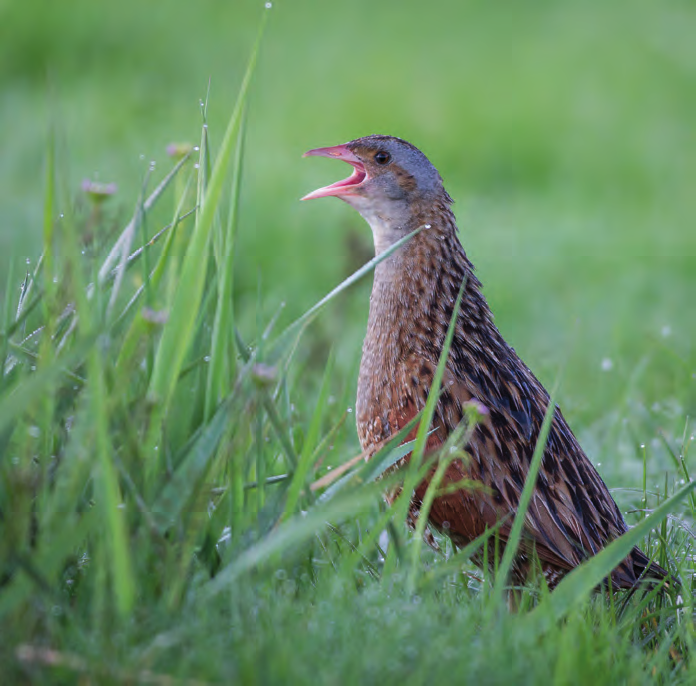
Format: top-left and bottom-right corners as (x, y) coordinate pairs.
(301, 144), (367, 200)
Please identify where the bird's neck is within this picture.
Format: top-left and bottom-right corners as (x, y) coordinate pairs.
(367, 205), (489, 330)
(357, 204), (496, 443)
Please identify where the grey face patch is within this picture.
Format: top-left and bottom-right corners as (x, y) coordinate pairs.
(348, 135), (444, 199)
(339, 135), (451, 255)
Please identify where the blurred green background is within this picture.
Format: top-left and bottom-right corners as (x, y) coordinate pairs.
(1, 0), (694, 479)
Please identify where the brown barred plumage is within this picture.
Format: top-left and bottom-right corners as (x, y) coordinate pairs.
(303, 134), (669, 589)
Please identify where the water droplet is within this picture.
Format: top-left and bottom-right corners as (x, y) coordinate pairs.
(149, 160), (156, 169)
(600, 358), (613, 371)
(139, 154), (145, 160)
(117, 503), (126, 509)
(81, 250), (85, 255)
(661, 325), (672, 338)
(265, 1), (272, 7)
(203, 123), (208, 130)
(25, 258), (31, 265)
(203, 355), (211, 362)
(59, 213), (64, 218)
(11, 456), (19, 465)
(53, 277), (58, 283)
(28, 426), (41, 438)
(193, 146), (200, 152)
(596, 462), (601, 467)
(347, 407), (353, 413)
(640, 443), (645, 449)
(194, 163), (200, 169)
(424, 224), (431, 229)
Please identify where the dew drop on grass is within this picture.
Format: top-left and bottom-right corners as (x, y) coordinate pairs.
(347, 407), (353, 413)
(204, 355), (211, 362)
(139, 154), (145, 160)
(194, 163), (200, 169)
(661, 325), (672, 337)
(193, 146), (200, 152)
(601, 358), (613, 371)
(265, 1), (272, 8)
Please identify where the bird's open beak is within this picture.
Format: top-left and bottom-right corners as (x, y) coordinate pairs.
(301, 144), (367, 201)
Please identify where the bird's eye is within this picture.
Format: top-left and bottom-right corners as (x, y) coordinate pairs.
(374, 150), (391, 165)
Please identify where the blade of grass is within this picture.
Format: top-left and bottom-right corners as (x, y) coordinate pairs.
(204, 107), (246, 419)
(201, 476), (390, 599)
(396, 278), (466, 594)
(527, 478), (695, 634)
(271, 225), (426, 360)
(282, 350), (334, 518)
(151, 389), (245, 533)
(97, 151), (193, 285)
(148, 16), (267, 410)
(490, 393), (557, 604)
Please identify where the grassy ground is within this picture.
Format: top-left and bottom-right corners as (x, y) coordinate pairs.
(1, 0), (695, 683)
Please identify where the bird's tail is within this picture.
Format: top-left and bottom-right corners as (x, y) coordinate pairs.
(627, 546), (677, 591)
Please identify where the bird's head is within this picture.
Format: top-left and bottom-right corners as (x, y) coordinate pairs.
(302, 135), (450, 252)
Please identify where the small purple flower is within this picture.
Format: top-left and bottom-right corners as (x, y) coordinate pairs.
(463, 399), (489, 418)
(166, 142), (194, 160)
(81, 179), (117, 203)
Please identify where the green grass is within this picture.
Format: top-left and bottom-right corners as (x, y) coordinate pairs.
(1, 0), (696, 683)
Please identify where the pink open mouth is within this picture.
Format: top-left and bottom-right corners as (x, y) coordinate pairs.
(301, 144), (367, 201)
